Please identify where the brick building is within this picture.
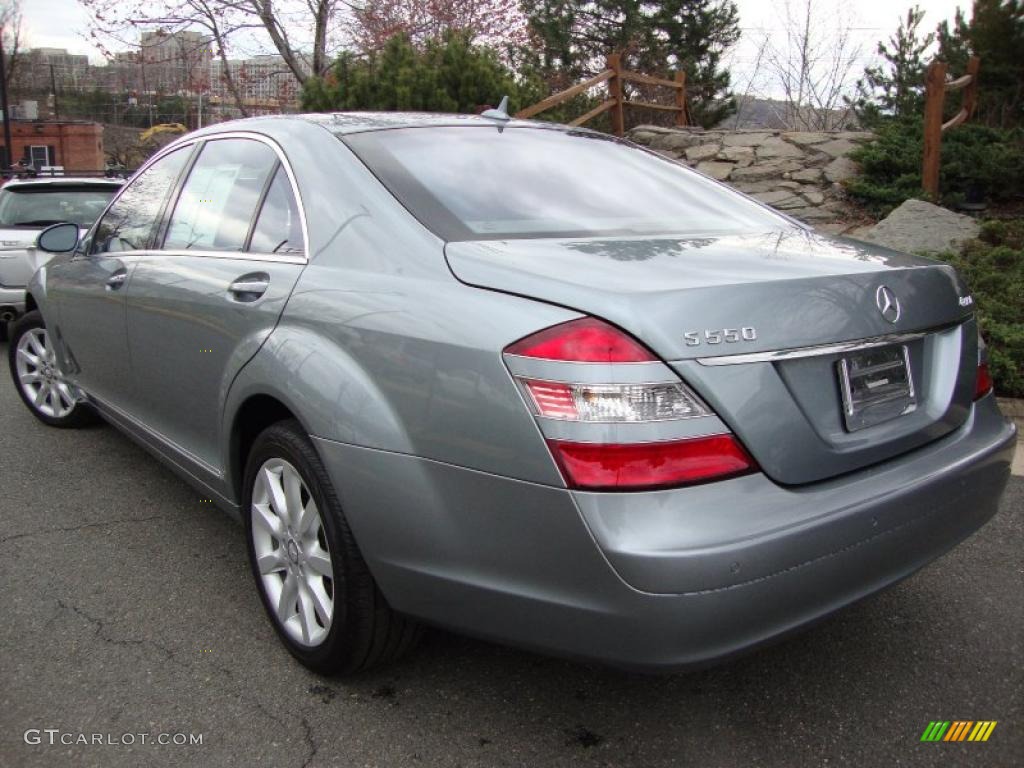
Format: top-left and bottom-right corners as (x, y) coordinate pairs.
(0, 121), (105, 171)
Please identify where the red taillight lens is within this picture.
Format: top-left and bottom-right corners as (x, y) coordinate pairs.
(505, 317), (657, 362)
(506, 317), (758, 490)
(548, 435), (757, 491)
(975, 362), (993, 400)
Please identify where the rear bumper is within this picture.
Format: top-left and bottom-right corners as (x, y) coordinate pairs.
(313, 396), (1016, 671)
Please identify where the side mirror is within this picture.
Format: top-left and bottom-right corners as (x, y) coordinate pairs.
(37, 222), (80, 254)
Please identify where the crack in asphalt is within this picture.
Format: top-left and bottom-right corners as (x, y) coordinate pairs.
(53, 595), (324, 768)
(56, 597), (176, 662)
(0, 514), (167, 545)
(299, 716), (319, 768)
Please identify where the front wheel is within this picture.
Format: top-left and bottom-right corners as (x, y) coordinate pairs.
(8, 310), (95, 428)
(242, 420), (421, 674)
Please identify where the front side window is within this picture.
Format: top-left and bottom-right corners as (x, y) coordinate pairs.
(344, 126), (785, 241)
(91, 147), (190, 254)
(248, 166), (303, 254)
(163, 138), (277, 252)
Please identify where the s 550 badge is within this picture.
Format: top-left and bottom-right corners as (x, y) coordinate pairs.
(684, 327), (757, 346)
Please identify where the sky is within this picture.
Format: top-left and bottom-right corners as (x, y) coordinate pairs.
(22, 0), (971, 92)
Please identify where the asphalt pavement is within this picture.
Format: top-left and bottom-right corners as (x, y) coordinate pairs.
(1, 340), (1021, 768)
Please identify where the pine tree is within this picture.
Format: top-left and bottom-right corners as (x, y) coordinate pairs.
(302, 33), (542, 114)
(938, 0), (1024, 128)
(520, 0), (740, 127)
(851, 6), (935, 125)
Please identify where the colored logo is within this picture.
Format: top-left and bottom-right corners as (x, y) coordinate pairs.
(920, 721), (997, 742)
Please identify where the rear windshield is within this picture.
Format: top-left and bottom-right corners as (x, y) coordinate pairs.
(0, 185), (120, 228)
(344, 126), (783, 241)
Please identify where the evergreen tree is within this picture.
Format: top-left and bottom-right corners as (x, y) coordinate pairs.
(302, 33), (543, 114)
(851, 6), (935, 125)
(520, 0), (740, 127)
(937, 0), (1024, 128)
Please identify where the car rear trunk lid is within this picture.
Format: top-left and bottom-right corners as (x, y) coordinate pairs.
(445, 228), (979, 485)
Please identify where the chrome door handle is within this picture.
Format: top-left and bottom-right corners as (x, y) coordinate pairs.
(105, 270), (127, 289)
(227, 275), (269, 301)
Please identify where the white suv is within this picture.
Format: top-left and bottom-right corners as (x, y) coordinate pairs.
(0, 177), (123, 335)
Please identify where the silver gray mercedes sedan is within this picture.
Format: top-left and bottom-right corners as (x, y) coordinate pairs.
(9, 113), (1017, 674)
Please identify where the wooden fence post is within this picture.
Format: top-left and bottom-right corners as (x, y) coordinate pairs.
(963, 55), (981, 120)
(921, 59), (947, 200)
(606, 53), (625, 137)
(674, 70), (687, 127)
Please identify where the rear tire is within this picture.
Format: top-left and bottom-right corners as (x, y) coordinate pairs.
(242, 420), (421, 674)
(8, 310), (96, 428)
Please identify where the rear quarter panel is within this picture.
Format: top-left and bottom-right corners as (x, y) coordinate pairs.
(222, 122), (576, 492)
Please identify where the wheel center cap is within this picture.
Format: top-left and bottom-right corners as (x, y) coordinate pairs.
(286, 539), (301, 564)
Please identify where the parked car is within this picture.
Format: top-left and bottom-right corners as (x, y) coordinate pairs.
(9, 114), (1016, 674)
(0, 177), (124, 336)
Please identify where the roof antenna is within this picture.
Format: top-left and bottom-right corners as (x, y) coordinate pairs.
(480, 95), (510, 122)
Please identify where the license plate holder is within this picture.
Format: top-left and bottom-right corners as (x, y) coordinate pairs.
(837, 345), (916, 432)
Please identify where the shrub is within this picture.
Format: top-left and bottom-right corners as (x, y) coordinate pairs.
(941, 219), (1024, 397)
(846, 119), (1024, 215)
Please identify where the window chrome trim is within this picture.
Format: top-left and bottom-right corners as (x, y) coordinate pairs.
(83, 139), (199, 257)
(693, 325), (960, 367)
(158, 248), (306, 265)
(90, 131), (311, 265)
(197, 132), (310, 263)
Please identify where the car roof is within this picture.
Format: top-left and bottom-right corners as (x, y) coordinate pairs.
(2, 177), (125, 188)
(189, 111), (592, 138)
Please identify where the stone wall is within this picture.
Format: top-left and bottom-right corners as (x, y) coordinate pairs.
(627, 125), (874, 232)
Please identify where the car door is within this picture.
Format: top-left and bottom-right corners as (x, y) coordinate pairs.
(124, 136), (307, 474)
(47, 146), (192, 407)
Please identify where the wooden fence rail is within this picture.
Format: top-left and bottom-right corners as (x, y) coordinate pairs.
(922, 55), (981, 199)
(514, 53), (688, 136)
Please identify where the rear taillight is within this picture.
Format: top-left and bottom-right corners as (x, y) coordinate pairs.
(505, 317), (656, 362)
(975, 331), (994, 400)
(519, 380), (708, 422)
(505, 317), (757, 491)
(975, 362), (993, 400)
(548, 436), (755, 491)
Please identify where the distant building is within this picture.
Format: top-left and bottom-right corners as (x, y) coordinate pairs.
(97, 51), (144, 93)
(0, 121), (104, 171)
(21, 48), (92, 92)
(139, 30), (212, 94)
(210, 55), (299, 104)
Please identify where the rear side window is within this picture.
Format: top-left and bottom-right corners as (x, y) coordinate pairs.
(164, 138), (277, 251)
(91, 147), (190, 253)
(248, 166), (303, 254)
(344, 126), (783, 241)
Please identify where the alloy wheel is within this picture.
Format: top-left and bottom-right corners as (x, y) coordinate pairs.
(250, 458), (335, 647)
(14, 327), (77, 419)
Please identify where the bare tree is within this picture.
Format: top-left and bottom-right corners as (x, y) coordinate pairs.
(763, 0), (862, 131)
(223, 0), (353, 82)
(82, 0), (352, 92)
(348, 0), (525, 54)
(727, 32), (770, 130)
(0, 0), (23, 94)
(82, 0), (265, 115)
